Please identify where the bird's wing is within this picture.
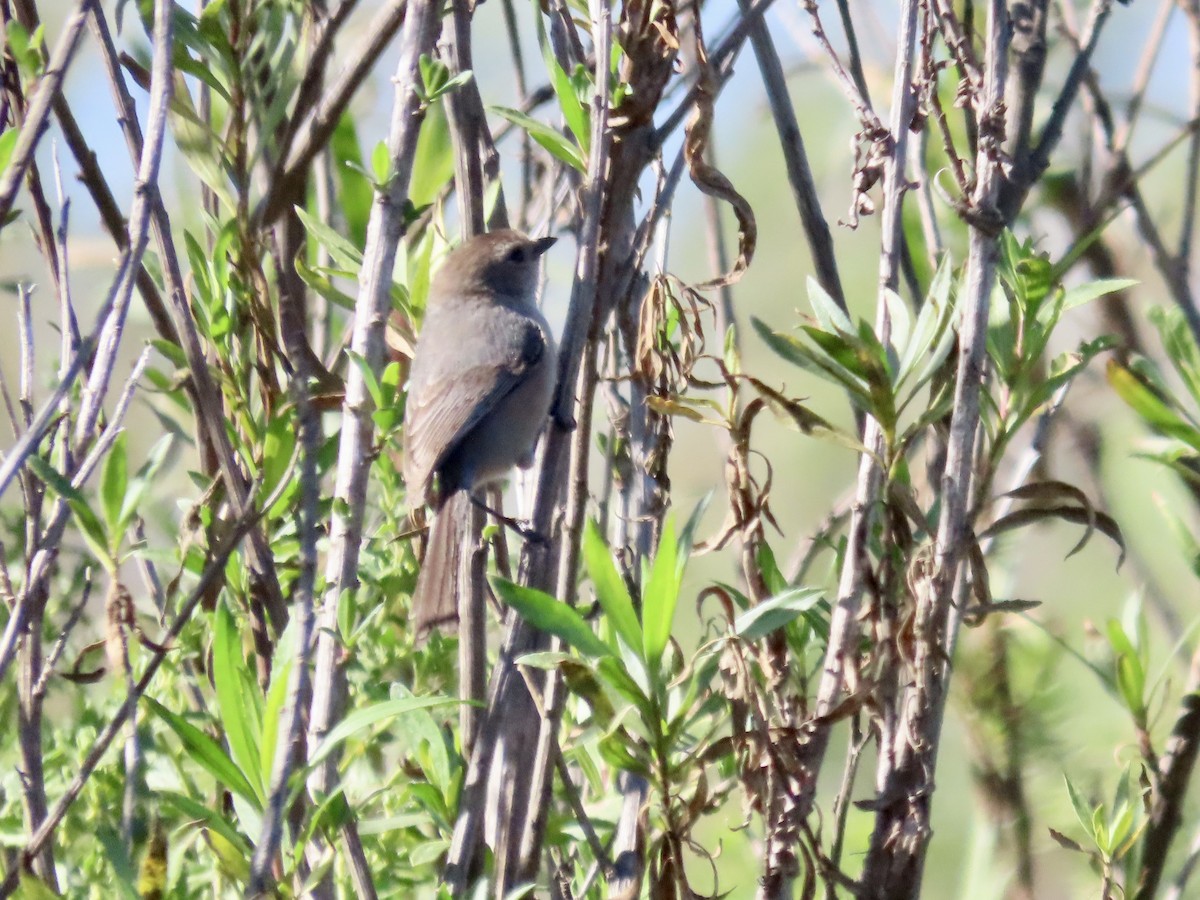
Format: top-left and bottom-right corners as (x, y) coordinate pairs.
(403, 319), (547, 504)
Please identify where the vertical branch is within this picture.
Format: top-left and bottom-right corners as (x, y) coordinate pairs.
(443, 0), (489, 236)
(999, 0), (1115, 220)
(795, 0), (920, 823)
(0, 0), (92, 225)
(1134, 636), (1200, 898)
(859, 3), (1009, 896)
(737, 0), (846, 312)
(444, 1), (614, 888)
(86, 1), (290, 632)
(1177, 3), (1200, 273)
(304, 1), (441, 893)
(249, 273), (323, 898)
(441, 0), (496, 759)
(1004, 0), (1049, 177)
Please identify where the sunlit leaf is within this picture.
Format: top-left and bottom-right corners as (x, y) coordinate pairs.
(489, 106), (585, 172)
(642, 517), (682, 671)
(581, 518), (642, 654)
(146, 697), (260, 810)
(490, 576), (612, 659)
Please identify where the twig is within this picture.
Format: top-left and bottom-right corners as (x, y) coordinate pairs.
(441, 0), (494, 747)
(31, 568), (93, 701)
(1001, 0), (1116, 219)
(834, 0), (871, 106)
(858, 3), (1010, 894)
(1133, 640), (1200, 899)
(1115, 0), (1175, 152)
(799, 0), (885, 135)
(444, 0), (614, 888)
(651, 0), (778, 150)
(0, 0), (92, 226)
(1065, 23), (1200, 350)
(303, 3), (441, 895)
(516, 336), (602, 874)
(1177, 4), (1200, 271)
(249, 294), (323, 894)
(255, 0), (408, 227)
(1004, 0), (1049, 178)
(738, 0), (846, 312)
(270, 0), (360, 188)
(88, 0), (290, 634)
(795, 0), (922, 829)
(1165, 821), (1200, 900)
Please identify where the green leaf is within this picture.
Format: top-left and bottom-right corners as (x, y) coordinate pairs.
(755, 543), (788, 597)
(118, 434), (173, 534)
(1060, 278), (1137, 313)
(99, 431), (128, 536)
(202, 823), (252, 884)
(596, 655), (653, 720)
(260, 621), (296, 781)
(328, 113), (372, 246)
(490, 576), (612, 659)
(0, 127), (19, 175)
(307, 695), (457, 770)
(1108, 360), (1200, 453)
(418, 53), (444, 100)
(93, 826), (140, 900)
(752, 317), (872, 404)
(261, 410), (297, 513)
(489, 106), (585, 172)
(26, 456), (113, 567)
(529, 0), (591, 151)
(213, 600), (264, 801)
(146, 697), (261, 810)
(581, 519), (642, 653)
(295, 206), (363, 271)
(734, 587), (825, 641)
(1107, 619), (1146, 719)
(370, 139), (392, 187)
(806, 276), (854, 334)
(898, 257), (957, 392)
(1150, 306), (1200, 411)
(346, 350), (383, 409)
(410, 100), (455, 209)
(16, 873), (70, 899)
(642, 517), (682, 670)
(1064, 775), (1096, 838)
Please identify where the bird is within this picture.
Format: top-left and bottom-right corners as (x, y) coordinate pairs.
(403, 229), (558, 635)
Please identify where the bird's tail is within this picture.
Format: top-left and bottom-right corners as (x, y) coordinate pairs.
(410, 490), (470, 638)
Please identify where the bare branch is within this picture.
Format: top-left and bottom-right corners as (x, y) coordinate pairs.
(256, 0), (408, 227)
(859, 3), (1010, 894)
(0, 0), (92, 225)
(445, 0), (615, 888)
(738, 0), (846, 312)
(304, 3), (442, 893)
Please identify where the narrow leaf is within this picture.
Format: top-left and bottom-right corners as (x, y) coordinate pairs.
(642, 517), (682, 669)
(581, 519), (642, 653)
(212, 600), (264, 800)
(490, 576), (612, 659)
(147, 697), (260, 810)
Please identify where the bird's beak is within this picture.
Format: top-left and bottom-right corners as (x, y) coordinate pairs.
(530, 236), (557, 257)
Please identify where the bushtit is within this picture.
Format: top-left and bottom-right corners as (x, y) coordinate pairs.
(404, 229), (558, 634)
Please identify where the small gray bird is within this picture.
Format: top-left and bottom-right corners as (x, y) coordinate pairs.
(403, 229), (558, 634)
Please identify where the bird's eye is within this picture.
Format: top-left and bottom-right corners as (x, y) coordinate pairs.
(506, 246), (527, 263)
